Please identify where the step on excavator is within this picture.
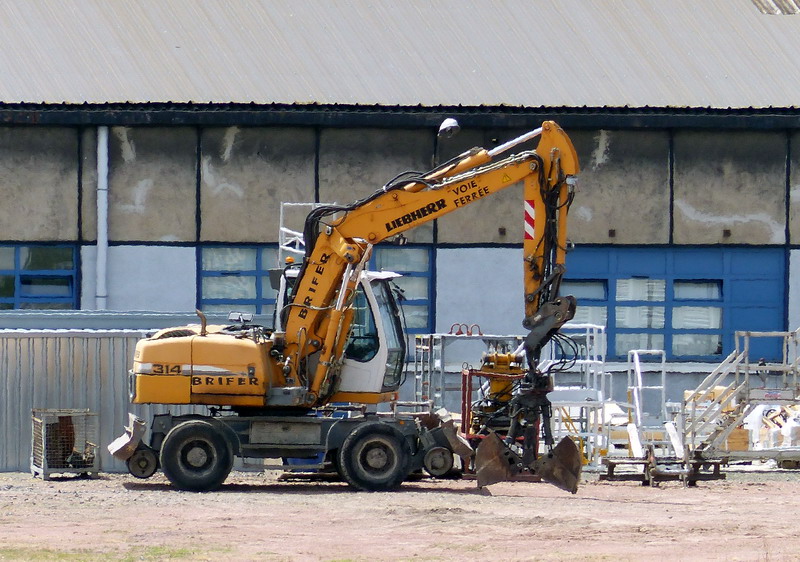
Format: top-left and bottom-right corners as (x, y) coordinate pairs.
(109, 119), (582, 493)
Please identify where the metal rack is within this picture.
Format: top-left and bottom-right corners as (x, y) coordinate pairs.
(683, 330), (800, 464)
(31, 409), (99, 480)
(413, 331), (524, 410)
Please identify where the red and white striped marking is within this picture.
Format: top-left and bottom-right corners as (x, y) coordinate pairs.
(524, 199), (535, 240)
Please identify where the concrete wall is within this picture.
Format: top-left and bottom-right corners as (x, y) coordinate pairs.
(201, 127), (316, 243)
(0, 127), (79, 241)
(108, 127), (197, 242)
(13, 123), (792, 249)
(319, 128), (434, 243)
(569, 130), (670, 244)
(673, 131), (786, 245)
(436, 128), (531, 244)
(790, 131), (800, 245)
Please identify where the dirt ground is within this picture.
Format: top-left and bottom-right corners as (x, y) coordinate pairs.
(0, 467), (798, 561)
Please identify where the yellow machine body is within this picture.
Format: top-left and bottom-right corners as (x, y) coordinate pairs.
(131, 327), (275, 407)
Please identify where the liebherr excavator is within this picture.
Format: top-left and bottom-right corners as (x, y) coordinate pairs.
(109, 120), (582, 493)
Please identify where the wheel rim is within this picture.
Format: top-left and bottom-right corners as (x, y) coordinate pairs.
(181, 439), (214, 471)
(128, 448), (157, 478)
(357, 437), (397, 477)
(423, 446), (454, 476)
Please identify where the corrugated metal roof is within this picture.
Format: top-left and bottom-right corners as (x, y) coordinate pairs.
(1, 0), (799, 109)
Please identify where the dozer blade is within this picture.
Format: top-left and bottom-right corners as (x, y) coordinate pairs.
(530, 436), (582, 494)
(475, 432), (518, 488)
(107, 413), (146, 461)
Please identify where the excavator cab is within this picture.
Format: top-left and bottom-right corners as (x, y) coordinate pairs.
(273, 266), (406, 400)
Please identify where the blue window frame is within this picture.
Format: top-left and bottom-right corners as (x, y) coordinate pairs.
(563, 247), (785, 361)
(370, 245), (433, 335)
(0, 245), (77, 310)
(199, 244), (434, 335)
(199, 246), (279, 317)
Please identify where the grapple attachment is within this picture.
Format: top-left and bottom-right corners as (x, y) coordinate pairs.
(474, 432), (581, 494)
(475, 432), (516, 488)
(530, 436), (582, 494)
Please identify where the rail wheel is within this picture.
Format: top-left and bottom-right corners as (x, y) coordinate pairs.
(159, 420), (233, 491)
(338, 422), (411, 491)
(127, 446), (158, 479)
(423, 446), (455, 477)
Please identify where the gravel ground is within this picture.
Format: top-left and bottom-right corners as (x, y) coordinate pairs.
(1, 466), (799, 561)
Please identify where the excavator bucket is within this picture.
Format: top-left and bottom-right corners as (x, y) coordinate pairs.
(475, 432), (517, 488)
(530, 436), (582, 494)
(475, 433), (582, 493)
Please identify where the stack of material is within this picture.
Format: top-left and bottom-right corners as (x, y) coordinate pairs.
(745, 404), (800, 449)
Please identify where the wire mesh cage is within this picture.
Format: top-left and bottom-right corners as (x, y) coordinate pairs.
(31, 409), (100, 480)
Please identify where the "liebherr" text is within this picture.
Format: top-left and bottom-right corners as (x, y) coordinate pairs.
(385, 199), (447, 232)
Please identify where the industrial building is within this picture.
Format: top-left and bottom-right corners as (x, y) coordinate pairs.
(2, 1), (800, 470)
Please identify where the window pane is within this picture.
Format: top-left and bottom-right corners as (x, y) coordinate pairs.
(568, 305), (607, 326)
(0, 275), (13, 297)
(672, 334), (722, 356)
(261, 247), (279, 270)
(345, 288), (379, 362)
(672, 306), (722, 329)
(260, 303), (275, 319)
(0, 248), (13, 269)
(615, 333), (664, 355)
(0, 303), (12, 310)
(561, 280), (606, 300)
(261, 276), (279, 300)
(21, 247), (72, 270)
(202, 248), (256, 271)
(391, 276), (428, 301)
(375, 248), (429, 272)
(20, 302), (72, 310)
(615, 306), (665, 329)
(202, 276), (256, 299)
(616, 279), (665, 301)
(674, 281), (721, 300)
(399, 304), (428, 329)
(20, 276), (72, 297)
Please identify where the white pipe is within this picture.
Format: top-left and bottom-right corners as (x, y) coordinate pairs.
(487, 127), (542, 158)
(96, 126), (109, 310)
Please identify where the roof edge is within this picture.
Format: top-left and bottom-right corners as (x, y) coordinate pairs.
(1, 103), (799, 129)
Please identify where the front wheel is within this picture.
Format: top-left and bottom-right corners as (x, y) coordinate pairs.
(159, 420), (233, 491)
(337, 422), (411, 491)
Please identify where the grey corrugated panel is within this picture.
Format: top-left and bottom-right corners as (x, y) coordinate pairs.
(0, 311), (271, 330)
(0, 0), (798, 109)
(0, 330), (202, 473)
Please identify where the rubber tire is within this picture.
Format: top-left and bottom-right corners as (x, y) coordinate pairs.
(159, 420), (233, 492)
(337, 422), (411, 491)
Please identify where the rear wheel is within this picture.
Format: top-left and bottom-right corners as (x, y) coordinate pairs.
(338, 422), (411, 491)
(159, 420), (233, 491)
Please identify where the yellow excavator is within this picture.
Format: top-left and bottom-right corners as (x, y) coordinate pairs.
(109, 120), (582, 493)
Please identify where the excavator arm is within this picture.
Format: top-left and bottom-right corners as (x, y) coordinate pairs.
(282, 121), (579, 409)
